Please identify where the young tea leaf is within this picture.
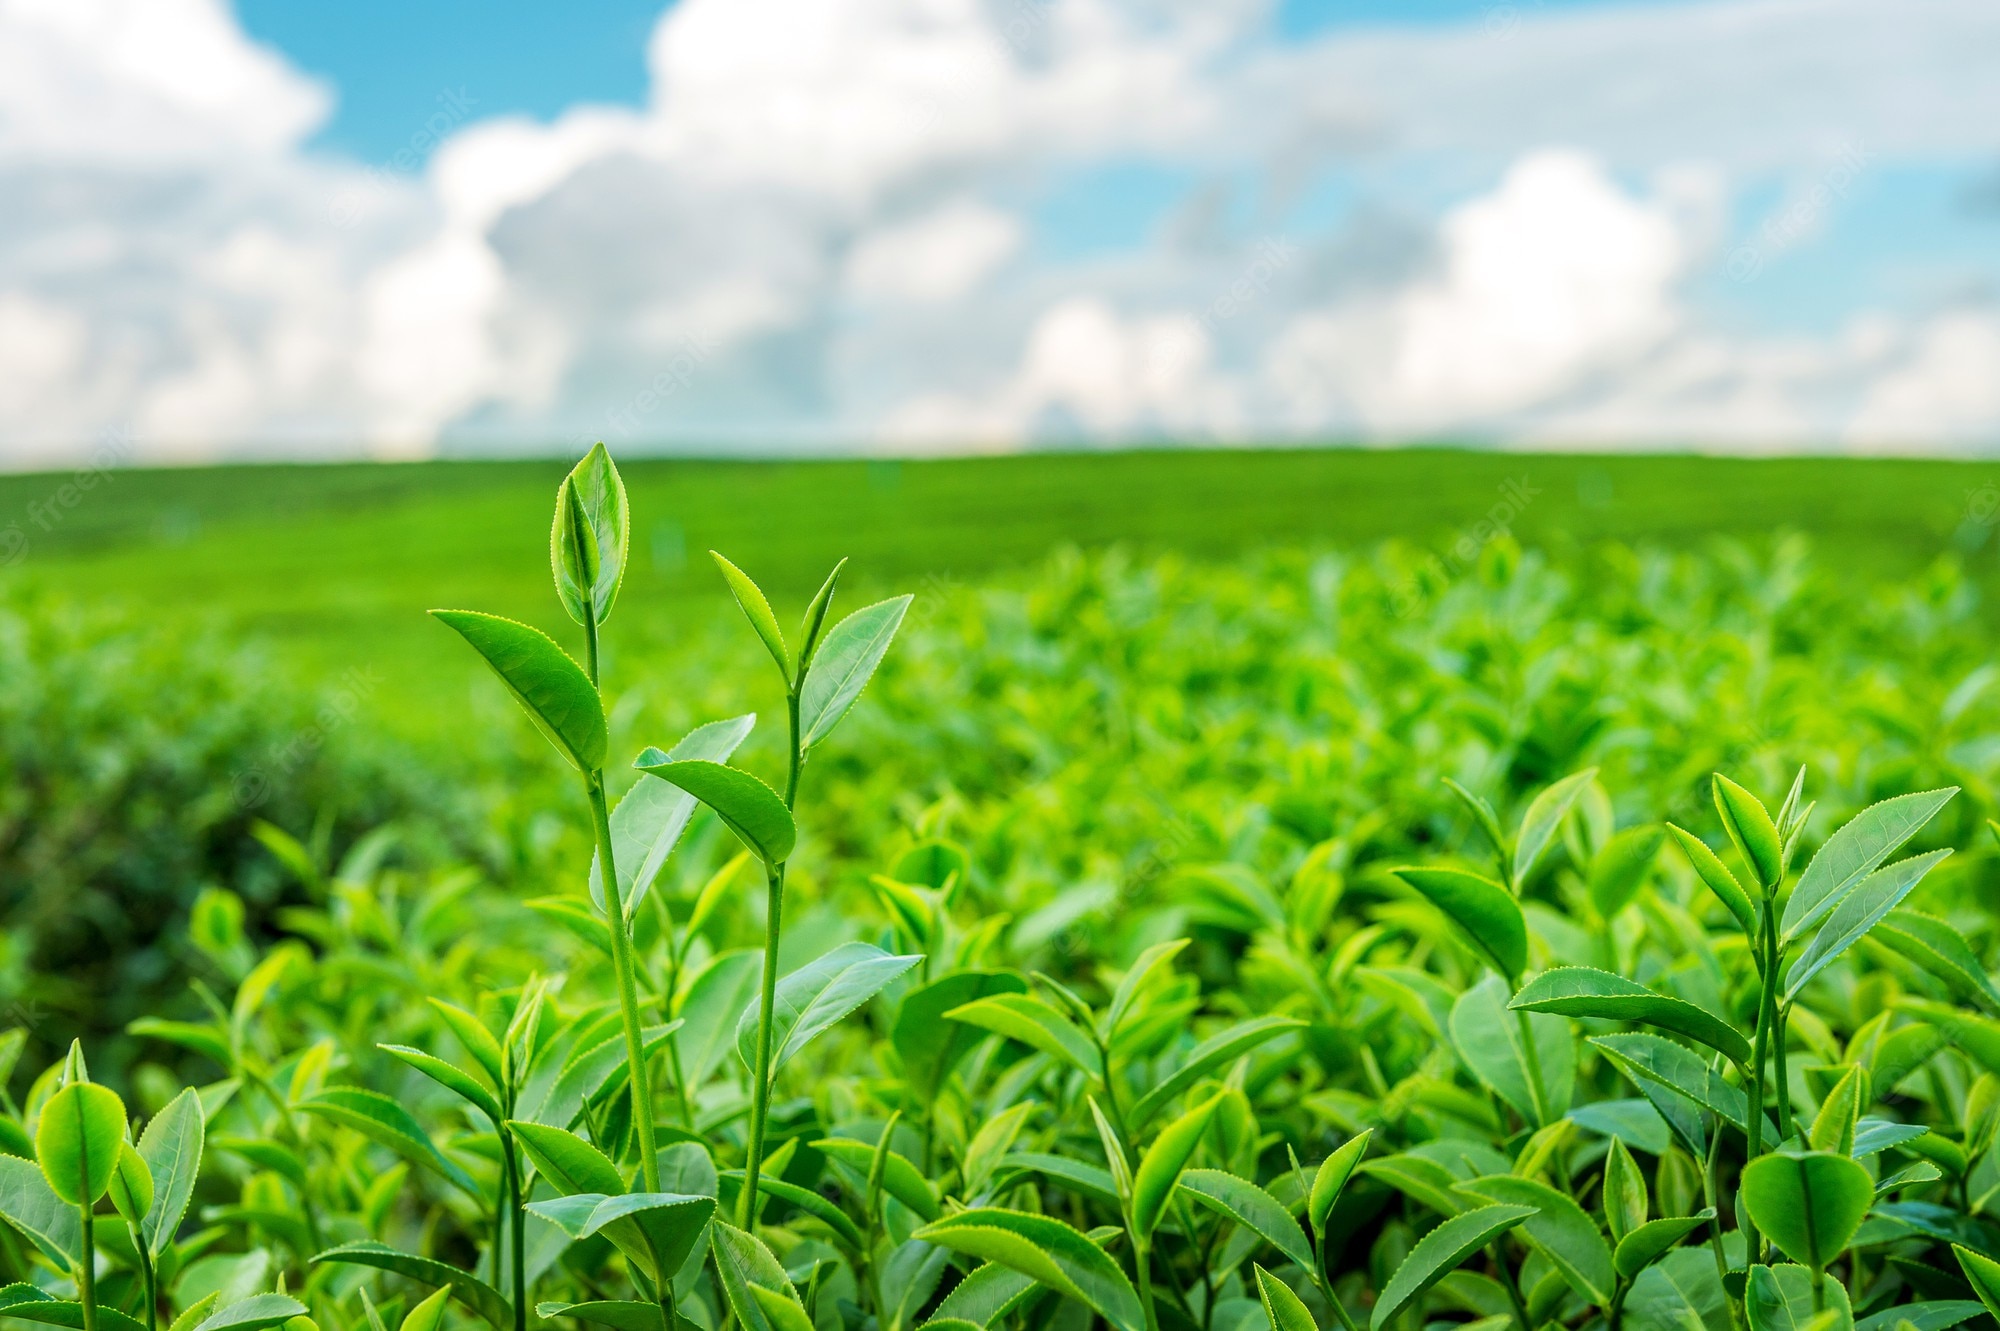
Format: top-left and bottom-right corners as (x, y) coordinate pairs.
(1740, 1152), (1873, 1270)
(633, 758), (795, 865)
(430, 610), (606, 772)
(1511, 966), (1751, 1067)
(1392, 867), (1527, 981)
(798, 595), (913, 752)
(913, 1208), (1145, 1331)
(710, 553), (792, 680)
(550, 443), (629, 627)
(36, 1082), (125, 1206)
(1514, 768), (1600, 887)
(734, 942), (920, 1083)
(1783, 788), (1958, 945)
(1371, 1204), (1540, 1330)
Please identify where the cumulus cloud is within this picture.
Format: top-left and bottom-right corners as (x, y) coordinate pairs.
(0, 0), (1997, 460)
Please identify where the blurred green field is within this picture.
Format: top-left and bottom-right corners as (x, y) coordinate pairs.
(4, 447), (1998, 739)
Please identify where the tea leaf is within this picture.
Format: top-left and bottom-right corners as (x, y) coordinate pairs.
(430, 610), (606, 771)
(799, 595), (912, 751)
(137, 1085), (204, 1258)
(1745, 1263), (1852, 1331)
(913, 1208), (1145, 1331)
(1458, 1173), (1615, 1305)
(1786, 851), (1952, 1001)
(1512, 966), (1751, 1066)
(297, 1088), (479, 1197)
(1128, 1015), (1305, 1130)
(1393, 867), (1527, 981)
(36, 1082), (124, 1206)
(735, 941), (920, 1081)
(1371, 1204), (1539, 1331)
(551, 444), (629, 626)
(1252, 1264), (1319, 1331)
(594, 713), (755, 911)
(634, 757), (795, 865)
(191, 1294), (312, 1331)
(1614, 1210), (1716, 1279)
(893, 969), (1028, 1105)
(1179, 1169), (1315, 1270)
(1713, 775), (1784, 890)
(946, 992), (1102, 1079)
(1783, 789), (1958, 944)
(312, 1241), (512, 1329)
(1873, 911), (2000, 1014)
(1131, 1094), (1222, 1240)
(1667, 824), (1759, 936)
(711, 553), (792, 680)
(1515, 768), (1599, 887)
(1740, 1152), (1873, 1270)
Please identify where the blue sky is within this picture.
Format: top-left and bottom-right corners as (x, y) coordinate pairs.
(0, 0), (1994, 461)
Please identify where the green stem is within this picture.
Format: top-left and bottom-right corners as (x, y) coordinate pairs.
(739, 860), (786, 1227)
(1773, 1004), (1793, 1142)
(1515, 1006), (1550, 1128)
(135, 1230), (156, 1331)
(1744, 904), (1778, 1262)
(1705, 1124), (1748, 1331)
(502, 1131), (526, 1331)
(77, 1203), (96, 1331)
(1134, 1237), (1160, 1331)
(1492, 1241), (1534, 1331)
(1609, 1280), (1629, 1331)
(590, 773), (662, 1194)
(781, 688), (802, 808)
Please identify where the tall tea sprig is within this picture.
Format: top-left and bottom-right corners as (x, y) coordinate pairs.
(645, 553), (911, 1227)
(430, 445), (670, 1195)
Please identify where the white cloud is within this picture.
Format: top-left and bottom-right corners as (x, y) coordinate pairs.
(1, 0), (1998, 460)
(845, 200), (1022, 305)
(1377, 150), (1683, 428)
(1848, 313), (2000, 450)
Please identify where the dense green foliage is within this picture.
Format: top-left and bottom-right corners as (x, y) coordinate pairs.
(0, 586), (451, 1056)
(6, 448), (2000, 1331)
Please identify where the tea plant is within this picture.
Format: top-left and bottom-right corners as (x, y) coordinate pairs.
(5, 445), (2000, 1331)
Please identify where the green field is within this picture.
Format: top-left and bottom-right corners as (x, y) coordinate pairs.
(5, 448), (1999, 739)
(7, 444), (2000, 1331)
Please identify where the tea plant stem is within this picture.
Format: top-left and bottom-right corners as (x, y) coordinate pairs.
(742, 677), (805, 1226)
(1134, 1236), (1160, 1331)
(1773, 1005), (1793, 1141)
(77, 1201), (97, 1331)
(589, 773), (663, 1194)
(1704, 1122), (1748, 1331)
(501, 1136), (526, 1331)
(136, 1239), (157, 1331)
(739, 859), (786, 1227)
(1492, 1242), (1533, 1331)
(1514, 1009), (1550, 1127)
